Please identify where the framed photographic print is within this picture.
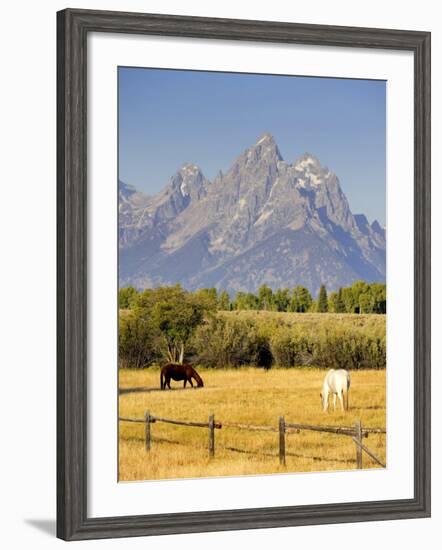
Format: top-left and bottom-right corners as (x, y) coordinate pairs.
(57, 8), (431, 541)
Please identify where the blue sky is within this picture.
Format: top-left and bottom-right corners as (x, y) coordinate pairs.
(119, 67), (386, 225)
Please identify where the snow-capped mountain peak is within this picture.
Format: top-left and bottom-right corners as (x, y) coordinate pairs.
(119, 134), (386, 294)
(245, 132), (283, 163)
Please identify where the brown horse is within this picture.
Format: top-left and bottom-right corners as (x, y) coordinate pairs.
(160, 363), (204, 390)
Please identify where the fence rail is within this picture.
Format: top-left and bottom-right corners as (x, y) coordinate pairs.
(119, 413), (386, 469)
(286, 422), (359, 437)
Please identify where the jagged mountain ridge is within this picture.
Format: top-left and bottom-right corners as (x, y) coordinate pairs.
(119, 133), (385, 294)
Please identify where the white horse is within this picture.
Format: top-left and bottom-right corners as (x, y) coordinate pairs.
(320, 369), (351, 412)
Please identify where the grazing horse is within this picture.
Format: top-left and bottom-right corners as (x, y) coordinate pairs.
(320, 369), (350, 412)
(160, 363), (204, 390)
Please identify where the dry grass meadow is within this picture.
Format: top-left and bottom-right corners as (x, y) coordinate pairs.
(119, 367), (386, 481)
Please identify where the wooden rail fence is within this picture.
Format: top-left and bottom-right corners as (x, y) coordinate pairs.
(119, 413), (386, 469)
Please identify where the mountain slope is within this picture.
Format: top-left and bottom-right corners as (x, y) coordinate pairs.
(119, 133), (385, 294)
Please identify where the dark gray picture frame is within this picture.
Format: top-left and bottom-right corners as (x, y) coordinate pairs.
(57, 8), (431, 541)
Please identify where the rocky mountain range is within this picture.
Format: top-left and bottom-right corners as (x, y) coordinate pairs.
(119, 133), (386, 295)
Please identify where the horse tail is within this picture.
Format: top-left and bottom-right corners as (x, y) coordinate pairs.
(160, 368), (165, 390)
(191, 368), (204, 387)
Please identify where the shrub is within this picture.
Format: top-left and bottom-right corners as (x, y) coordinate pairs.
(311, 330), (386, 370)
(269, 329), (296, 368)
(192, 317), (261, 368)
(118, 312), (160, 368)
(119, 306), (386, 370)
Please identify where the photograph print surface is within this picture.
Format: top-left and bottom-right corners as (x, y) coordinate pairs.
(118, 67), (387, 482)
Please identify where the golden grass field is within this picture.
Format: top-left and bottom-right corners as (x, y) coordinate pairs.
(119, 367), (386, 481)
(221, 309), (385, 329)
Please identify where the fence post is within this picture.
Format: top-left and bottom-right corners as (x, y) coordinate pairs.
(355, 419), (363, 469)
(145, 411), (151, 451)
(279, 416), (286, 466)
(209, 414), (215, 458)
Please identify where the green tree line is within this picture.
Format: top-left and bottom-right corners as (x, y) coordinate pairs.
(119, 280), (386, 315)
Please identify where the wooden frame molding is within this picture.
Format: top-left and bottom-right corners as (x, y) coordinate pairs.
(57, 8), (431, 541)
